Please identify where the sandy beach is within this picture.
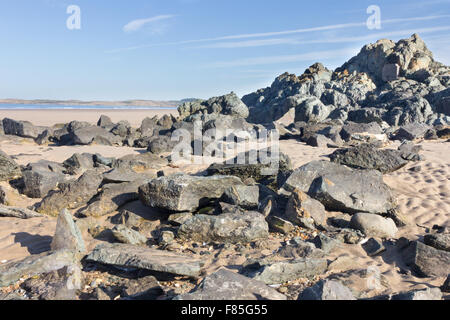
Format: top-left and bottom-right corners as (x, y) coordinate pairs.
(0, 108), (449, 300)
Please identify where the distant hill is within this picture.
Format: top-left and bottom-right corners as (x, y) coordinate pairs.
(0, 98), (187, 108)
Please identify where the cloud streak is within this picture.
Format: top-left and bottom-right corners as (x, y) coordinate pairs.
(123, 15), (176, 33)
(109, 14), (450, 52)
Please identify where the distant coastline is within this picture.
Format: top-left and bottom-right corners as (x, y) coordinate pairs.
(0, 98), (197, 109)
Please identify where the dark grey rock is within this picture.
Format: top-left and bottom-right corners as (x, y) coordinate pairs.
(329, 144), (408, 173)
(441, 275), (450, 293)
(85, 243), (204, 278)
(312, 233), (342, 254)
(393, 123), (431, 141)
(424, 233), (450, 252)
(102, 167), (151, 184)
(340, 122), (382, 141)
(285, 189), (327, 228)
(2, 118), (47, 139)
(362, 238), (386, 256)
(221, 185), (259, 209)
(0, 250), (78, 287)
(139, 174), (244, 212)
(112, 153), (168, 171)
(298, 279), (356, 300)
(0, 204), (43, 219)
(402, 241), (450, 277)
(178, 210), (268, 243)
(350, 213), (398, 238)
(22, 165), (66, 198)
(35, 170), (103, 217)
(63, 153), (95, 175)
(0, 149), (21, 181)
(176, 268), (287, 300)
(51, 208), (86, 254)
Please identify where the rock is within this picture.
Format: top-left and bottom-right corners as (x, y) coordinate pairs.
(280, 160), (350, 195)
(178, 210), (268, 244)
(0, 186), (7, 205)
(85, 243), (204, 278)
(168, 212), (193, 226)
(2, 118), (47, 139)
(441, 275), (450, 293)
(329, 228), (366, 244)
(20, 264), (83, 300)
(176, 268), (287, 300)
(382, 63), (400, 82)
(276, 240), (325, 259)
(391, 287), (442, 300)
(309, 168), (397, 215)
(0, 120), (3, 135)
(35, 129), (53, 145)
(398, 141), (423, 161)
(70, 125), (122, 146)
(298, 279), (356, 300)
(312, 233), (342, 254)
(51, 209), (86, 254)
(293, 96), (332, 123)
(245, 258), (328, 285)
(78, 179), (146, 217)
(339, 122), (382, 141)
(35, 170), (103, 217)
(350, 213), (398, 238)
(62, 153), (95, 175)
(362, 238), (386, 256)
(158, 231), (175, 246)
(0, 250), (78, 287)
(393, 123), (431, 141)
(285, 189), (327, 228)
(97, 115), (114, 128)
(112, 153), (168, 171)
(178, 92), (249, 121)
(22, 165), (66, 198)
(402, 241), (450, 277)
(220, 185), (259, 209)
(0, 204), (43, 219)
(306, 134), (336, 148)
(139, 174), (244, 212)
(207, 149), (293, 191)
(267, 216), (295, 234)
(423, 233), (450, 252)
(0, 149), (21, 181)
(329, 144), (408, 173)
(111, 225), (147, 245)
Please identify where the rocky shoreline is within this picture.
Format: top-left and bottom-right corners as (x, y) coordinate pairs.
(0, 34), (449, 301)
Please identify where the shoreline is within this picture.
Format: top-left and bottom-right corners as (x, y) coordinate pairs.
(0, 109), (178, 127)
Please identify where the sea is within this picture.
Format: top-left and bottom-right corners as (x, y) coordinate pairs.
(0, 103), (177, 110)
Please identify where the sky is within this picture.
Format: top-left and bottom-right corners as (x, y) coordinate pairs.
(0, 0), (449, 101)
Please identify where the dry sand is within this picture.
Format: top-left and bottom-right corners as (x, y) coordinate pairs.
(0, 109), (449, 298)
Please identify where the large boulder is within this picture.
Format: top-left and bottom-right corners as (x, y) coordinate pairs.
(139, 174), (244, 212)
(177, 210), (269, 244)
(285, 189), (327, 228)
(350, 213), (398, 238)
(402, 240), (450, 277)
(22, 161), (67, 198)
(281, 161), (397, 215)
(292, 96), (333, 123)
(35, 170), (103, 216)
(0, 150), (21, 181)
(70, 125), (122, 146)
(176, 268), (286, 300)
(178, 92), (249, 121)
(2, 118), (47, 139)
(328, 144), (408, 173)
(298, 279), (356, 300)
(51, 209), (86, 254)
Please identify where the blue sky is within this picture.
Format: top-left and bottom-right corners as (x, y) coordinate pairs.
(0, 0), (449, 101)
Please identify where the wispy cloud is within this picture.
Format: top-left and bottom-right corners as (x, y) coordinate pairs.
(109, 14), (450, 52)
(206, 48), (359, 68)
(123, 15), (176, 33)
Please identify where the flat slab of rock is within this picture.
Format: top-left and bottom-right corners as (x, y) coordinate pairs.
(139, 174), (244, 212)
(403, 241), (450, 277)
(178, 210), (269, 243)
(85, 243), (204, 278)
(246, 258), (328, 285)
(424, 233), (450, 252)
(0, 204), (43, 219)
(329, 144), (408, 174)
(111, 225), (147, 245)
(176, 268), (286, 300)
(0, 250), (78, 287)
